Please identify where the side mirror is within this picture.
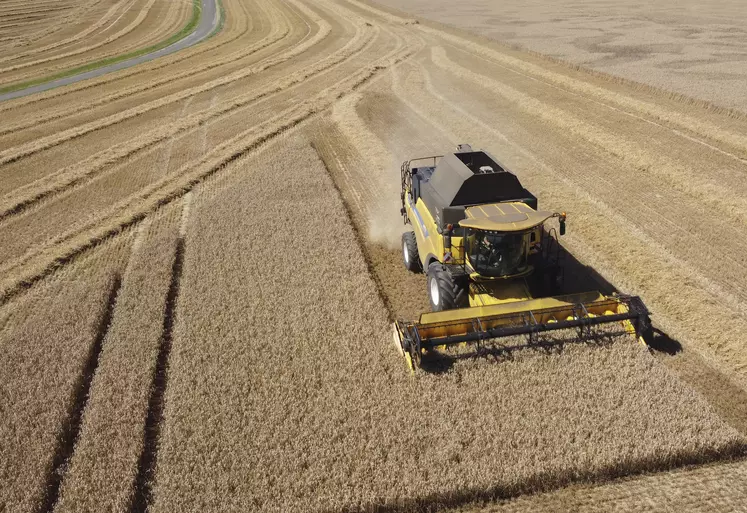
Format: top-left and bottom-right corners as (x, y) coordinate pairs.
(559, 220), (566, 236)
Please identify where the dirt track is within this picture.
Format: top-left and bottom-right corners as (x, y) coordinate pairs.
(2, 0), (747, 510)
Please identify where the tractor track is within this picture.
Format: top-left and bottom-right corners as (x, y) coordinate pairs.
(129, 233), (184, 513)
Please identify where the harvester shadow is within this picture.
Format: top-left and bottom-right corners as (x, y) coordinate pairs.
(647, 328), (683, 355)
(420, 331), (625, 374)
(336, 451), (747, 513)
(553, 243), (617, 296)
(551, 243), (683, 356)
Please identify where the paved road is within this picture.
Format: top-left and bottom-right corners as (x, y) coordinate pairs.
(0, 0), (219, 102)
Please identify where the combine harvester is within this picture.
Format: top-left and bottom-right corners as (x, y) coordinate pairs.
(394, 144), (652, 370)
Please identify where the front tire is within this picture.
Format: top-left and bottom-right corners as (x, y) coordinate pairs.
(402, 232), (422, 273)
(426, 263), (464, 312)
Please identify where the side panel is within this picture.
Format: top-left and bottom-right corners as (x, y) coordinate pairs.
(406, 195), (442, 267)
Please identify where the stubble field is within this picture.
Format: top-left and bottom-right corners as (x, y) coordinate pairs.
(2, 0), (747, 511)
(372, 0), (747, 113)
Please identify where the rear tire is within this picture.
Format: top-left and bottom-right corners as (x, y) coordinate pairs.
(427, 263), (465, 312)
(402, 232), (422, 273)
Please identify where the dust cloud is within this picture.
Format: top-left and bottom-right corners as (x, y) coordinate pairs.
(366, 156), (406, 249)
(367, 200), (405, 249)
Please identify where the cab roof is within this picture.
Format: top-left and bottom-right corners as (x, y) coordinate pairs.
(460, 202), (553, 232)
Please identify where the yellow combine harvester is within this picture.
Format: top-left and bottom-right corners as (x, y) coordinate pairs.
(394, 144), (652, 370)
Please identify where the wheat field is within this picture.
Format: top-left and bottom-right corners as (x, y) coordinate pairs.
(2, 0), (747, 511)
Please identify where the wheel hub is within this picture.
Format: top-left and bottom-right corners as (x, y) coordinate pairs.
(430, 277), (440, 307)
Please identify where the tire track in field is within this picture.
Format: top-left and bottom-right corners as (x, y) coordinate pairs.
(37, 273), (121, 513)
(0, 14), (372, 220)
(0, 0), (273, 136)
(156, 96), (195, 176)
(0, 30), (417, 304)
(129, 196), (188, 513)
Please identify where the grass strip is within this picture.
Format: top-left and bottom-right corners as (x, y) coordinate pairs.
(211, 0), (225, 37)
(0, 0), (207, 95)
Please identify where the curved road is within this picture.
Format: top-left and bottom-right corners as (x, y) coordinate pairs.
(0, 0), (219, 102)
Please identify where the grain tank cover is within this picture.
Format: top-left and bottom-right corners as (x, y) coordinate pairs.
(427, 150), (528, 207)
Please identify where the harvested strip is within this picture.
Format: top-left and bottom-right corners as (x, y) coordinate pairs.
(54, 204), (181, 513)
(149, 134), (743, 512)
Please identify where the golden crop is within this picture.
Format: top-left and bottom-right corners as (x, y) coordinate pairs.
(2, 0), (747, 511)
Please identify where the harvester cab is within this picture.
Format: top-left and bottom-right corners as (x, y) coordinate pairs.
(395, 144), (651, 370)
